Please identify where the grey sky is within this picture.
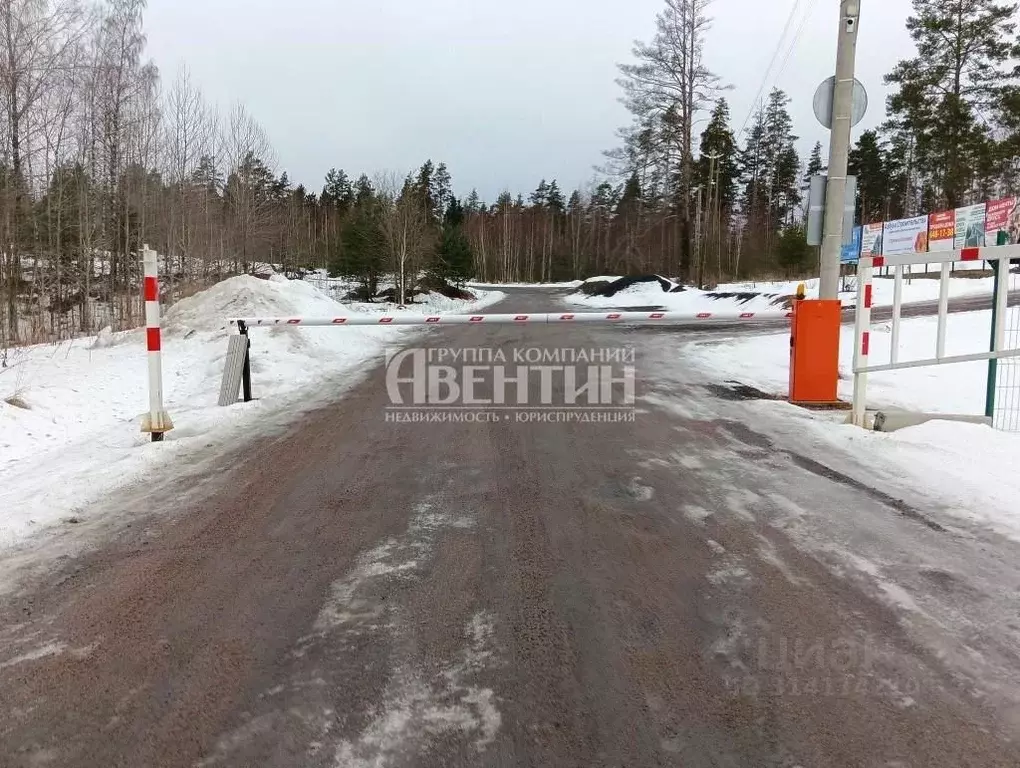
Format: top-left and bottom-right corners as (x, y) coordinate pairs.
(145, 0), (916, 201)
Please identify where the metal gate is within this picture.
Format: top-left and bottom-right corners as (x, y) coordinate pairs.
(851, 244), (1020, 428)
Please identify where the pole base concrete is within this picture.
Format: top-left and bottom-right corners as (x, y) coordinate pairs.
(851, 410), (993, 432)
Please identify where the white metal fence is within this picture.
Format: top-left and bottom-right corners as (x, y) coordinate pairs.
(852, 245), (1020, 428)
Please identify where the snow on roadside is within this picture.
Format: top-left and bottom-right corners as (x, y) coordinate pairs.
(688, 309), (1001, 415)
(564, 274), (998, 313)
(0, 276), (504, 549)
(564, 280), (790, 313)
(720, 275), (997, 309)
(685, 307), (1020, 540)
(467, 280), (582, 289)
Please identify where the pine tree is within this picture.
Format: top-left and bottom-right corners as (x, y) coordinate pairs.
(764, 90), (801, 226)
(354, 174), (374, 204)
(848, 130), (891, 222)
(334, 196), (385, 297)
(777, 226), (812, 275)
(742, 90), (800, 229)
(695, 98), (739, 213)
(432, 163), (453, 223)
(616, 173), (643, 216)
(322, 167), (354, 212)
(530, 180), (550, 208)
(546, 180), (565, 214)
(612, 0), (723, 279)
(435, 198), (474, 285)
(738, 89), (800, 272)
(591, 181), (619, 211)
(801, 141), (825, 216)
(741, 108), (768, 218)
(885, 0), (1018, 207)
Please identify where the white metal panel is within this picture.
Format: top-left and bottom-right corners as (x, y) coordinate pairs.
(218, 335), (249, 406)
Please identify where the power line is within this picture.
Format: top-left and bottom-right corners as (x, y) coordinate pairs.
(774, 0), (823, 84)
(736, 0), (803, 139)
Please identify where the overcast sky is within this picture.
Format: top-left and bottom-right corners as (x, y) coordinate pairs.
(145, 0), (916, 201)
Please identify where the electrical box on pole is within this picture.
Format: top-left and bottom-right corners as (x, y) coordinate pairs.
(806, 174), (857, 247)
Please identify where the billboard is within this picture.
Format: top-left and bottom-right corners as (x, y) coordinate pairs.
(861, 222), (884, 258)
(881, 215), (929, 255)
(928, 210), (955, 252)
(841, 225), (862, 263)
(984, 197), (1020, 246)
(954, 204), (986, 249)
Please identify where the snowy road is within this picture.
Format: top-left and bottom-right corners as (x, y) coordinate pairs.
(2, 288), (1019, 767)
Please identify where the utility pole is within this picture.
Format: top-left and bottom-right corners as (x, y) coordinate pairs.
(693, 185), (704, 287)
(819, 0), (861, 299)
(711, 152), (725, 283)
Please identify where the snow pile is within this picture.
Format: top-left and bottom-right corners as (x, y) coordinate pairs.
(164, 274), (350, 335)
(0, 276), (504, 548)
(565, 280), (791, 314)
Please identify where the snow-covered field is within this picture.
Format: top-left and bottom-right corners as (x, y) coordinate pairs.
(684, 306), (1020, 541)
(0, 276), (504, 548)
(564, 274), (1000, 312)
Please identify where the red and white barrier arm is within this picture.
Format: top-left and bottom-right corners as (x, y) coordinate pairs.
(229, 310), (794, 328)
(141, 245), (173, 440)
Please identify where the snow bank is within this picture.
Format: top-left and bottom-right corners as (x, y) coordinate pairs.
(687, 309), (1000, 414)
(718, 275), (997, 309)
(685, 306), (1020, 539)
(0, 276), (504, 549)
(769, 411), (1020, 542)
(567, 274), (998, 313)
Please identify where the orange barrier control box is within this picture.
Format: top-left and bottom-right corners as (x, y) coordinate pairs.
(789, 299), (842, 405)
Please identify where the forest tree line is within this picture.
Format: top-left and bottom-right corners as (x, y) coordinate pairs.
(4, 0), (1020, 345)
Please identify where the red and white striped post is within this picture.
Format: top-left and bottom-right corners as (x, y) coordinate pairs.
(141, 245), (173, 441)
(851, 254), (875, 427)
(852, 256), (877, 426)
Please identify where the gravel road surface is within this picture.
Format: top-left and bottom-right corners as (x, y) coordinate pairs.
(2, 287), (1019, 767)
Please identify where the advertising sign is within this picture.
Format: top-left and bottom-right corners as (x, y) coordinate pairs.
(928, 210), (955, 252)
(841, 225), (862, 263)
(881, 215), (929, 255)
(954, 204), (986, 249)
(861, 222), (884, 258)
(984, 197), (1020, 246)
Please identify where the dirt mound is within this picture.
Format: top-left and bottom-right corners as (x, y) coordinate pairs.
(417, 274), (476, 301)
(575, 280), (613, 296)
(576, 275), (675, 298)
(703, 291), (765, 305)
